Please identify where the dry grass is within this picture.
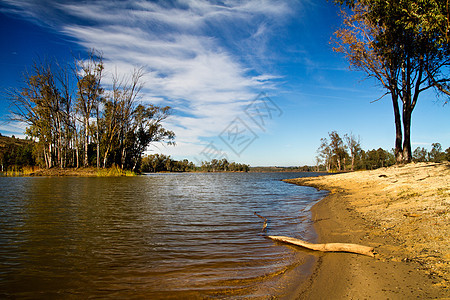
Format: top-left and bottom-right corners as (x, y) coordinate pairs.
(22, 166), (137, 177)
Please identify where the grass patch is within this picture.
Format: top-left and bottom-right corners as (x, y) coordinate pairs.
(397, 189), (421, 201)
(97, 166), (137, 177)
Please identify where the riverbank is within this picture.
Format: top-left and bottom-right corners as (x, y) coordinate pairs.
(8, 166), (137, 177)
(285, 162), (449, 298)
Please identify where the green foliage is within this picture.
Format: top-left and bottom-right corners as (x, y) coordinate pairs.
(333, 0), (449, 45)
(200, 159), (250, 172)
(316, 131), (396, 171)
(317, 131), (353, 171)
(331, 0), (356, 7)
(141, 154), (196, 172)
(358, 147), (395, 170)
(412, 146), (429, 162)
(413, 142), (449, 162)
(318, 131), (449, 171)
(140, 154), (249, 173)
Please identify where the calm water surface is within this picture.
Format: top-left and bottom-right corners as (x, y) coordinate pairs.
(0, 172), (328, 298)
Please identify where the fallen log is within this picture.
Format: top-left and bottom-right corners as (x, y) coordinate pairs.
(268, 235), (375, 257)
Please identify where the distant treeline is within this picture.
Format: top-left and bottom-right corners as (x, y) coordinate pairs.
(250, 166), (317, 172)
(141, 154), (249, 172)
(316, 131), (449, 172)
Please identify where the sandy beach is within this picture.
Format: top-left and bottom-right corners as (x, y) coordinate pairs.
(285, 162), (449, 299)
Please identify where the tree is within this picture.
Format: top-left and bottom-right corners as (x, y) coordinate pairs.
(332, 0), (450, 44)
(75, 50), (104, 167)
(413, 146), (428, 162)
(98, 68), (174, 170)
(316, 137), (332, 171)
(429, 142), (444, 162)
(445, 147), (450, 161)
(333, 0), (450, 163)
(344, 133), (361, 171)
(124, 104), (175, 171)
(329, 131), (347, 171)
(8, 59), (69, 168)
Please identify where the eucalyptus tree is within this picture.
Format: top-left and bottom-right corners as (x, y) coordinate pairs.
(75, 50), (104, 167)
(333, 0), (450, 163)
(125, 104), (175, 171)
(344, 133), (361, 171)
(429, 142), (445, 162)
(413, 146), (429, 162)
(329, 131), (347, 171)
(316, 137), (333, 171)
(8, 59), (66, 168)
(99, 68), (175, 169)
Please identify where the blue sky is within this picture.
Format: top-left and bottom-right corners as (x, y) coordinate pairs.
(0, 0), (448, 166)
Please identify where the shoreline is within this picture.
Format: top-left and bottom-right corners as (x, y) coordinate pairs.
(0, 167), (135, 177)
(1, 168), (321, 177)
(285, 162), (449, 298)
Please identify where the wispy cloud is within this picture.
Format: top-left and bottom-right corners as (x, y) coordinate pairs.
(1, 0), (294, 160)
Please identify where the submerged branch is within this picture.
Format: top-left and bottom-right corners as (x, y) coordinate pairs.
(254, 212), (268, 232)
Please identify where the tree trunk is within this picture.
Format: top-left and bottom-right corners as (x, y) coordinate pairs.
(74, 134), (80, 169)
(48, 143), (53, 168)
(391, 92), (403, 163)
(96, 106), (100, 169)
(103, 148), (109, 168)
(84, 118), (89, 167)
(96, 131), (100, 168)
(121, 147), (126, 170)
(43, 147), (49, 169)
(402, 107), (412, 163)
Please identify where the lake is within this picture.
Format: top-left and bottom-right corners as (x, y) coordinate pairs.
(0, 172), (328, 298)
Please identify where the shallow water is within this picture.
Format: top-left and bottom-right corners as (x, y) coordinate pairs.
(0, 172), (327, 298)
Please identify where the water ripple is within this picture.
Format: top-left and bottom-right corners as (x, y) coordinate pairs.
(0, 172), (328, 298)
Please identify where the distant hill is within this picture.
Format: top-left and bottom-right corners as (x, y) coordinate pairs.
(0, 134), (33, 148)
(0, 134), (36, 171)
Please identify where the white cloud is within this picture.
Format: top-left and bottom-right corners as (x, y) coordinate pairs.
(2, 0), (293, 160)
(0, 119), (28, 138)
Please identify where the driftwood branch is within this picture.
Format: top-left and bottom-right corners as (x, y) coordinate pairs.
(268, 235), (375, 257)
(254, 212), (268, 232)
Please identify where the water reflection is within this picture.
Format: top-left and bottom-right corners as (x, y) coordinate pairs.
(0, 173), (327, 298)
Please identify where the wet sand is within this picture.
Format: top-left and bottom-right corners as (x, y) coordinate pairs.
(285, 162), (449, 299)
